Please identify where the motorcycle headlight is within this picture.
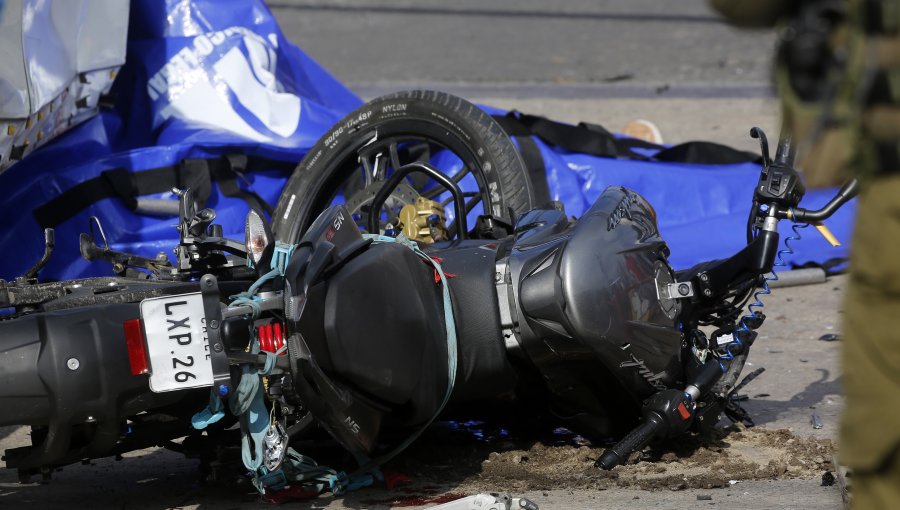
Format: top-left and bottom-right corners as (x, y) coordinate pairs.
(245, 210), (272, 267)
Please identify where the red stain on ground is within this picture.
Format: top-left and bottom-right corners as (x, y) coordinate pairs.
(361, 492), (466, 507)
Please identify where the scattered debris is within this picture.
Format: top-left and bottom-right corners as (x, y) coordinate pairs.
(697, 494), (713, 501)
(818, 334), (841, 342)
(821, 472), (835, 486)
(811, 414), (824, 429)
(602, 73), (634, 83)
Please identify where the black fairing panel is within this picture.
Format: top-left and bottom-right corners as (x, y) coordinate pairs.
(510, 186), (683, 428)
(0, 303), (186, 469)
(428, 243), (518, 401)
(322, 242), (449, 425)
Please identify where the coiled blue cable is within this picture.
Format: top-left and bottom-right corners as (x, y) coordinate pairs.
(719, 216), (809, 372)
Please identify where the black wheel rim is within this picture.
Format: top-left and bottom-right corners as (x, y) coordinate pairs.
(294, 118), (500, 240)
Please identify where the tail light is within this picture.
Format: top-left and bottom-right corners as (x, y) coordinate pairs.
(123, 318), (150, 375)
(258, 322), (286, 356)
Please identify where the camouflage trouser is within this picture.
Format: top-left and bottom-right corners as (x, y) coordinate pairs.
(840, 174), (900, 508)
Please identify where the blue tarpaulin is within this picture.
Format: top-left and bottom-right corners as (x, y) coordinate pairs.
(0, 0), (853, 281)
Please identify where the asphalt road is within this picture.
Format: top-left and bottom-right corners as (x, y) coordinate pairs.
(267, 0), (778, 98)
(267, 0), (783, 153)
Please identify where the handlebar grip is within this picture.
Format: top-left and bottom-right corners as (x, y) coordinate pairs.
(595, 415), (662, 470)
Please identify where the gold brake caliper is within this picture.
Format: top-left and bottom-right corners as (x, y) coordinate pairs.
(398, 197), (450, 243)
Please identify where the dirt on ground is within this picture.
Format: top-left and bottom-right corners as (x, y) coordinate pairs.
(353, 421), (835, 507)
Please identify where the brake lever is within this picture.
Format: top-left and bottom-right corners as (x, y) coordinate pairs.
(750, 127), (772, 168)
(80, 216), (171, 275)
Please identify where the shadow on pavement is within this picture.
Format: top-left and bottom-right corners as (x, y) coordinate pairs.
(742, 368), (842, 428)
(0, 426), (17, 444)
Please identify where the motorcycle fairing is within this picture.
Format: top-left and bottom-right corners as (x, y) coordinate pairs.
(508, 186), (683, 431)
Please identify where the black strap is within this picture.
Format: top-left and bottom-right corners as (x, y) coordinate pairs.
(653, 141), (762, 165)
(492, 112), (761, 166)
(215, 154), (276, 217)
(493, 112), (654, 160)
(33, 155), (294, 228)
(515, 136), (552, 203)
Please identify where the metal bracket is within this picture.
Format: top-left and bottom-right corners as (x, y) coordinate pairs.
(200, 274), (233, 398)
(659, 281), (695, 299)
(695, 272), (713, 298)
(494, 259), (521, 354)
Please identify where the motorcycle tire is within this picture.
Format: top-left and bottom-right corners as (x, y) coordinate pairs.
(272, 90), (536, 242)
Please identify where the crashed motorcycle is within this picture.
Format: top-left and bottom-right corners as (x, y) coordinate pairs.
(0, 97), (855, 493)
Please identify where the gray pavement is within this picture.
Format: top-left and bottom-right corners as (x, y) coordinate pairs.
(269, 0), (782, 154)
(269, 0), (776, 95)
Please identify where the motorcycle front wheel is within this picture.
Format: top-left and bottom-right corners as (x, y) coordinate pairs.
(272, 90), (536, 242)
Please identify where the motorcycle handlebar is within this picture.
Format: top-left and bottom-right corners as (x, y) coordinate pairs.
(786, 178), (859, 222)
(595, 415), (663, 470)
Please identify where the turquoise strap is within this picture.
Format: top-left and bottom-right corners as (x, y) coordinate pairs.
(191, 389), (225, 429)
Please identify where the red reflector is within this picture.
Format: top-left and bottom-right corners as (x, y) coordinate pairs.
(258, 322), (286, 356)
(677, 402), (692, 421)
(123, 318), (150, 376)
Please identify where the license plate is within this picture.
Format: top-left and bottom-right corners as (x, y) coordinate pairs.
(140, 293), (214, 393)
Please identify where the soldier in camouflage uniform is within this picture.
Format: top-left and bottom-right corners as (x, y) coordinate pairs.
(710, 1), (900, 507)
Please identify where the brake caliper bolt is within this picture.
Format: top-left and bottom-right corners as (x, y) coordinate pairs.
(67, 358), (80, 371)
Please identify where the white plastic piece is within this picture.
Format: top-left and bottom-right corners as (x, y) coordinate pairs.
(717, 333), (735, 347)
(427, 493), (509, 510)
(427, 493), (538, 510)
(0, 0), (129, 172)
